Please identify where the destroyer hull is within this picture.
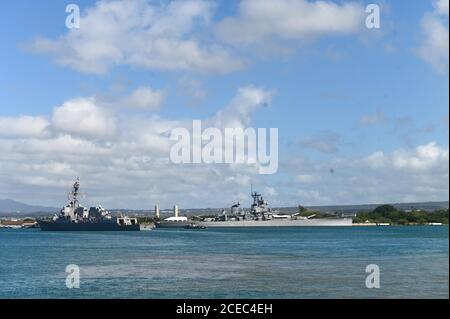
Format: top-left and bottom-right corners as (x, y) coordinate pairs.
(38, 220), (140, 231)
(199, 218), (353, 227)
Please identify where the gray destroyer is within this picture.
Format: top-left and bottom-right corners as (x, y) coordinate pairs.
(38, 178), (139, 231)
(199, 189), (353, 227)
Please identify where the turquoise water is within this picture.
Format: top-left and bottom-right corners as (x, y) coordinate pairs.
(0, 226), (448, 298)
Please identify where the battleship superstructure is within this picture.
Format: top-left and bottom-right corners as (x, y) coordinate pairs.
(37, 178), (140, 231)
(199, 188), (353, 227)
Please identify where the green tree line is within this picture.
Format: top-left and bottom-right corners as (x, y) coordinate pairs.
(353, 205), (449, 225)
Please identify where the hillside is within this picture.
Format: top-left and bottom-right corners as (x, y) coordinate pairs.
(0, 199), (57, 215)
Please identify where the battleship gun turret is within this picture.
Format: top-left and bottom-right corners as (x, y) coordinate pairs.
(198, 186), (353, 227)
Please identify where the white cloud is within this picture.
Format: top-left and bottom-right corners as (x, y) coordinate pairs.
(1, 92), (447, 209)
(357, 142), (449, 173)
(52, 98), (117, 139)
(276, 140), (449, 206)
(210, 86), (273, 128)
(391, 142), (449, 171)
(16, 135), (111, 156)
(119, 87), (167, 110)
(117, 114), (178, 156)
(31, 0), (243, 74)
(434, 0), (449, 16)
(417, 1), (449, 73)
(362, 151), (385, 169)
(216, 0), (365, 45)
(296, 174), (320, 183)
(0, 116), (50, 138)
(0, 86), (275, 208)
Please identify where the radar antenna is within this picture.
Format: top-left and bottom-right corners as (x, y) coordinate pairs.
(67, 177), (81, 209)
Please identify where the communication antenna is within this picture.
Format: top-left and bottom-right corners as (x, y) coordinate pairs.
(66, 177), (85, 209)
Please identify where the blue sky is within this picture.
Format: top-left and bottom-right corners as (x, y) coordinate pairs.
(0, 0), (448, 209)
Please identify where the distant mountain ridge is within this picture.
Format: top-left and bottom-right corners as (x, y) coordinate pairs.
(0, 199), (57, 214)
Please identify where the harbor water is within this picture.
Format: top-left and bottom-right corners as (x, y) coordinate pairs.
(0, 226), (448, 298)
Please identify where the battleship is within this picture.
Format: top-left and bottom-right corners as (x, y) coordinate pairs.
(198, 188), (353, 227)
(37, 178), (140, 231)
